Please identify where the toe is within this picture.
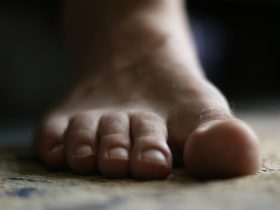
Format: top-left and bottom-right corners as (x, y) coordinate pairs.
(184, 118), (261, 179)
(35, 115), (69, 168)
(98, 112), (130, 178)
(130, 112), (172, 179)
(65, 112), (100, 174)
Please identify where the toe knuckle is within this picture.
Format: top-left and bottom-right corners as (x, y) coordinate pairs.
(101, 112), (126, 122)
(133, 111), (163, 123)
(101, 134), (130, 146)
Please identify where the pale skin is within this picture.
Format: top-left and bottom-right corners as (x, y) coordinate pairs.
(35, 0), (261, 179)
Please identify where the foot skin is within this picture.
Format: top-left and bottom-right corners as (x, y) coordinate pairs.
(35, 1), (261, 180)
(35, 49), (261, 179)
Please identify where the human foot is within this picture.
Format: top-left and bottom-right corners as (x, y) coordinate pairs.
(35, 48), (261, 179)
(35, 0), (261, 179)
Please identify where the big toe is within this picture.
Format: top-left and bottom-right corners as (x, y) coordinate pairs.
(184, 119), (261, 179)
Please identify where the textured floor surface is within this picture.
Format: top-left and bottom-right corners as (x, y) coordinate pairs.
(1, 111), (280, 210)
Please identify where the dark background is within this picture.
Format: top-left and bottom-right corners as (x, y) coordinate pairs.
(0, 0), (280, 121)
(189, 1), (280, 100)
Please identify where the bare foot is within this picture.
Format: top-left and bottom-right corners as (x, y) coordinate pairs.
(35, 0), (261, 179)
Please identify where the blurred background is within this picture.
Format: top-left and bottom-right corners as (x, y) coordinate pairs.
(0, 0), (279, 145)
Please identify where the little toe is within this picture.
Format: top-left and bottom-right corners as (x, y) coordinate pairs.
(98, 112), (130, 178)
(130, 112), (172, 179)
(184, 118), (261, 179)
(35, 115), (69, 168)
(65, 112), (100, 174)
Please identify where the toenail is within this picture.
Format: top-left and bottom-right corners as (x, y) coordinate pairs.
(141, 149), (167, 166)
(74, 144), (94, 158)
(50, 144), (64, 153)
(108, 147), (128, 160)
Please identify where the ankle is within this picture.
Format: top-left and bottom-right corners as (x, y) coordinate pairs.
(63, 0), (187, 60)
